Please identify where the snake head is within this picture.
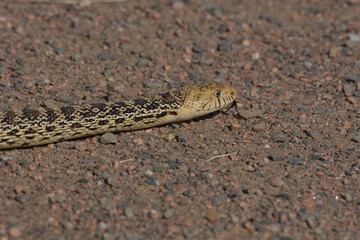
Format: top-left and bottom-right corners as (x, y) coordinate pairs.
(183, 82), (238, 115)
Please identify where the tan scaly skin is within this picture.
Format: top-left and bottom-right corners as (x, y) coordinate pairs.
(0, 82), (238, 149)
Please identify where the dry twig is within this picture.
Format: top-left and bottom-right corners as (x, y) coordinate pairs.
(206, 152), (237, 162)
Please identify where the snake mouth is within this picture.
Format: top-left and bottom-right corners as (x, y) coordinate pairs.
(201, 96), (236, 112)
(216, 96), (236, 110)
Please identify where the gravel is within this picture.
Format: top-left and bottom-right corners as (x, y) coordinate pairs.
(1, 1), (359, 239)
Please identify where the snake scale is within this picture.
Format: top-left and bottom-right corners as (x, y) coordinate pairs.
(0, 82), (238, 149)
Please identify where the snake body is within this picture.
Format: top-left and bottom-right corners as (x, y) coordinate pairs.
(0, 82), (237, 149)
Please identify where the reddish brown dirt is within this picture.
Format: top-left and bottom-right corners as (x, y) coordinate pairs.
(0, 0), (359, 239)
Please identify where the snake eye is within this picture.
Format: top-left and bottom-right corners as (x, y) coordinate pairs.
(214, 90), (221, 97)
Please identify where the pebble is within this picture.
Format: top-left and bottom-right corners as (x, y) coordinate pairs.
(146, 176), (157, 185)
(98, 221), (107, 230)
(270, 178), (285, 188)
(42, 99), (58, 109)
(192, 46), (204, 53)
(304, 129), (323, 141)
(200, 171), (213, 179)
(351, 135), (360, 143)
(276, 192), (290, 200)
(251, 52), (260, 61)
(135, 59), (150, 67)
(183, 188), (195, 197)
(8, 227), (21, 237)
(304, 61), (312, 70)
(217, 41), (232, 52)
(343, 83), (356, 96)
(125, 207), (134, 219)
(306, 216), (317, 229)
(210, 196), (222, 206)
(344, 73), (360, 82)
(329, 46), (339, 58)
(144, 80), (161, 88)
(98, 51), (111, 60)
(15, 193), (30, 203)
(206, 211), (220, 222)
(150, 209), (162, 219)
(268, 153), (285, 161)
(153, 165), (164, 172)
(253, 122), (266, 131)
(144, 170), (154, 177)
(287, 157), (304, 165)
(238, 109), (264, 119)
(100, 133), (117, 144)
(342, 193), (353, 202)
(271, 134), (285, 142)
(163, 209), (174, 219)
(205, 3), (219, 15)
(172, 1), (184, 9)
(348, 33), (360, 41)
(106, 176), (122, 188)
(70, 54), (81, 62)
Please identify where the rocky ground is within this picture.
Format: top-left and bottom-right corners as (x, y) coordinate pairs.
(0, 0), (359, 239)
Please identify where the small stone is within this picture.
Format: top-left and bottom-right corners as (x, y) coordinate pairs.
(271, 134), (285, 142)
(304, 129), (323, 141)
(150, 209), (162, 219)
(163, 209), (174, 219)
(100, 133), (117, 144)
(269, 153), (285, 161)
(192, 46), (204, 53)
(344, 73), (360, 82)
(183, 188), (195, 197)
(146, 176), (157, 185)
(15, 193), (30, 203)
(306, 216), (317, 229)
(172, 1), (184, 9)
(70, 54), (81, 62)
(276, 192), (290, 200)
(342, 193), (353, 202)
(351, 135), (360, 143)
(343, 83), (356, 96)
(205, 3), (219, 15)
(288, 157), (304, 165)
(329, 46), (339, 58)
(210, 196), (222, 206)
(98, 51), (111, 60)
(238, 109), (264, 119)
(125, 207), (134, 218)
(304, 61), (312, 70)
(253, 122), (265, 131)
(144, 80), (161, 88)
(8, 227), (21, 237)
(42, 99), (58, 109)
(135, 59), (150, 67)
(206, 211), (220, 222)
(217, 41), (232, 52)
(270, 178), (285, 188)
(251, 52), (260, 61)
(200, 171), (213, 179)
(106, 176), (121, 188)
(242, 62), (253, 70)
(144, 170), (154, 177)
(16, 57), (25, 66)
(153, 165), (164, 172)
(14, 185), (24, 194)
(98, 221), (107, 230)
(244, 165), (255, 172)
(348, 33), (360, 41)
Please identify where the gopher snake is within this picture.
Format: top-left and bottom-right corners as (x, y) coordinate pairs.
(0, 82), (238, 149)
